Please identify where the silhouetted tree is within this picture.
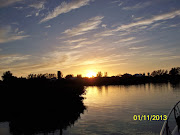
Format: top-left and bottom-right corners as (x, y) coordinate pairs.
(122, 73), (132, 78)
(104, 72), (108, 77)
(2, 71), (15, 81)
(169, 67), (180, 76)
(151, 69), (168, 77)
(77, 74), (82, 78)
(46, 73), (56, 79)
(27, 74), (36, 79)
(117, 74), (122, 77)
(57, 71), (63, 79)
(27, 73), (57, 79)
(97, 72), (102, 77)
(65, 74), (73, 79)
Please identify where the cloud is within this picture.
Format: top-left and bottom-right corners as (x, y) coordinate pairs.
(17, 31), (24, 34)
(63, 37), (102, 49)
(122, 1), (151, 10)
(27, 1), (46, 17)
(118, 2), (123, 6)
(161, 24), (180, 29)
(0, 50), (74, 74)
(114, 37), (136, 44)
(71, 38), (102, 49)
(94, 29), (114, 37)
(129, 46), (146, 50)
(64, 38), (87, 44)
(14, 6), (23, 10)
(29, 1), (45, 9)
(0, 0), (22, 8)
(63, 16), (104, 37)
(40, 0), (91, 23)
(160, 55), (180, 60)
(45, 25), (51, 28)
(115, 10), (180, 31)
(114, 37), (147, 47)
(0, 26), (30, 44)
(19, 50), (81, 72)
(169, 24), (179, 28)
(111, 0), (123, 6)
(26, 14), (32, 17)
(149, 22), (165, 30)
(111, 0), (121, 4)
(101, 24), (107, 28)
(0, 54), (30, 65)
(94, 10), (180, 39)
(0, 35), (29, 44)
(69, 53), (127, 68)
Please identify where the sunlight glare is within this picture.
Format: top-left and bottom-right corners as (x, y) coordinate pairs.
(86, 71), (96, 78)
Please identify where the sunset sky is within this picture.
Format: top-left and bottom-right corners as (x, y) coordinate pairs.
(0, 0), (180, 78)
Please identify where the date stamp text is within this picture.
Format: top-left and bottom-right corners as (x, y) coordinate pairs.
(133, 115), (167, 121)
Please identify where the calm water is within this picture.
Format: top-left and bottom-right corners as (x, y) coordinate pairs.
(0, 83), (180, 135)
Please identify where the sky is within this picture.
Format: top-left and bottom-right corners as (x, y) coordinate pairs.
(0, 0), (180, 78)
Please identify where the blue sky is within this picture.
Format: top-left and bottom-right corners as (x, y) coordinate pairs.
(0, 0), (180, 77)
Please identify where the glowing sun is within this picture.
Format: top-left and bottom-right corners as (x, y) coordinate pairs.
(86, 71), (96, 78)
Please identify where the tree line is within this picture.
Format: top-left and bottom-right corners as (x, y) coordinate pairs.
(0, 67), (180, 86)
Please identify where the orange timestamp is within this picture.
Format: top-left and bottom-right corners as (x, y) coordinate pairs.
(133, 115), (167, 121)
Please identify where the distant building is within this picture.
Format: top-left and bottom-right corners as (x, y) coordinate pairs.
(57, 71), (62, 80)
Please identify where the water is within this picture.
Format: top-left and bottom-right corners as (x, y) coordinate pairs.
(0, 83), (180, 135)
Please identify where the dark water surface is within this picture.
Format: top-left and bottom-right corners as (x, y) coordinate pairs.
(0, 83), (180, 135)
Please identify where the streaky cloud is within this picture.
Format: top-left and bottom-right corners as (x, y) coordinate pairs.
(25, 14), (32, 18)
(160, 55), (180, 60)
(94, 10), (180, 39)
(0, 54), (30, 65)
(71, 38), (102, 49)
(115, 9), (180, 31)
(0, 26), (29, 44)
(40, 0), (91, 23)
(0, 0), (22, 8)
(94, 29), (114, 37)
(45, 25), (51, 28)
(122, 1), (151, 10)
(129, 46), (147, 50)
(64, 38), (87, 44)
(63, 16), (104, 37)
(29, 1), (45, 9)
(114, 37), (136, 44)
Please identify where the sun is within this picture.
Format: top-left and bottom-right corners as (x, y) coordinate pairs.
(86, 71), (96, 78)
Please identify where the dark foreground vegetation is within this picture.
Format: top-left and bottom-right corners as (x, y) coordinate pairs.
(0, 71), (86, 135)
